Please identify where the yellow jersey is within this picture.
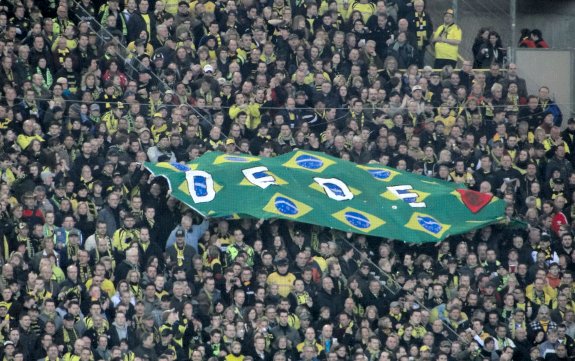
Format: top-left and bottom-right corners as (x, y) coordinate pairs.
(267, 272), (296, 297)
(433, 23), (462, 61)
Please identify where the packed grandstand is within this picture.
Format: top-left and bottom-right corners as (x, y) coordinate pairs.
(0, 0), (568, 361)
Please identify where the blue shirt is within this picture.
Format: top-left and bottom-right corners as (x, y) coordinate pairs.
(165, 220), (210, 253)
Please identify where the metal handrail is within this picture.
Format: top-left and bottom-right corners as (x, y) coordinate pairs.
(339, 236), (463, 341)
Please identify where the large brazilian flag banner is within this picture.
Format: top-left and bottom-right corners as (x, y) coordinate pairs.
(145, 151), (506, 243)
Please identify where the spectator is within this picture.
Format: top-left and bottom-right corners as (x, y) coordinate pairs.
(387, 32), (417, 69)
(432, 9), (462, 69)
(476, 31), (505, 69)
(0, 2), (570, 361)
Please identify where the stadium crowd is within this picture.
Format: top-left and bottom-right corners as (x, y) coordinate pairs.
(0, 0), (568, 361)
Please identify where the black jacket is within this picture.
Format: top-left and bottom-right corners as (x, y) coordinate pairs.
(127, 12), (156, 43)
(109, 324), (137, 348)
(314, 288), (343, 317)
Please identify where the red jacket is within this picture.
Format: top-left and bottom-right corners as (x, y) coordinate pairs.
(551, 211), (568, 235)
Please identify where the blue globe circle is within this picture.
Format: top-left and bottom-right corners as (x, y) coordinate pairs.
(224, 156), (250, 162)
(368, 169), (391, 179)
(295, 155), (324, 169)
(170, 162), (190, 172)
(274, 197), (299, 215)
(344, 211), (371, 229)
(417, 216), (442, 234)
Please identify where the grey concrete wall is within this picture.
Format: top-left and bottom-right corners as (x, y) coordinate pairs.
(516, 0), (575, 50)
(420, 0), (575, 64)
(515, 49), (573, 119)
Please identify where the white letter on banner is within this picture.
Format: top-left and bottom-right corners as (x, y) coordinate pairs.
(386, 185), (426, 207)
(186, 171), (216, 203)
(242, 166), (277, 189)
(313, 177), (354, 201)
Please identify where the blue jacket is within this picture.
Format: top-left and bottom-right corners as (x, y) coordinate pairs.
(165, 220), (210, 253)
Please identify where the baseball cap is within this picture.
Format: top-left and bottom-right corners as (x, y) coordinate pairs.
(275, 258), (289, 266)
(176, 230), (185, 237)
(445, 8), (455, 15)
(412, 85), (423, 92)
(90, 104), (100, 112)
(203, 64), (214, 73)
(225, 138), (235, 145)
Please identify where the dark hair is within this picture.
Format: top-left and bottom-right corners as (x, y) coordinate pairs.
(531, 29), (543, 39)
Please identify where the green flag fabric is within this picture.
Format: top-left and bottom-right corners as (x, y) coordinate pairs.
(145, 150), (506, 243)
